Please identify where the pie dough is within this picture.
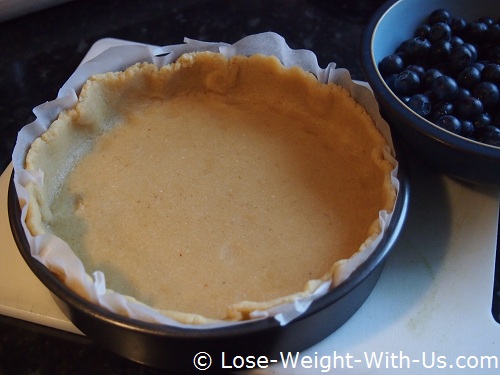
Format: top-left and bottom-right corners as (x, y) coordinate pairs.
(24, 52), (396, 322)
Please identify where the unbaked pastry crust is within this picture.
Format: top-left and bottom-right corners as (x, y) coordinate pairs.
(24, 52), (396, 322)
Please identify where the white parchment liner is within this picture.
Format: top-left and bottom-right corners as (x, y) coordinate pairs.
(12, 32), (399, 329)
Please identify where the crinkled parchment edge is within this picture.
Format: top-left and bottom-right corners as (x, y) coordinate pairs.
(12, 32), (399, 329)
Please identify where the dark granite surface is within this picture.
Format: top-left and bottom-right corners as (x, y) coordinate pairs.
(0, 0), (387, 374)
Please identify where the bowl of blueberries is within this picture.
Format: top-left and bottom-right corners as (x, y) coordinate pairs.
(361, 0), (500, 186)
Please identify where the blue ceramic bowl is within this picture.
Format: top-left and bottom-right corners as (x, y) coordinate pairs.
(361, 0), (500, 187)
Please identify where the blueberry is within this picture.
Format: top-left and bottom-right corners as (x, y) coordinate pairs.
(456, 95), (484, 120)
(478, 17), (495, 26)
(460, 119), (475, 137)
(450, 45), (474, 72)
(474, 126), (500, 147)
(384, 73), (398, 91)
(399, 95), (411, 105)
(408, 93), (432, 117)
(436, 115), (461, 134)
(430, 40), (452, 62)
(454, 87), (471, 103)
(467, 22), (488, 42)
(393, 70), (421, 96)
(482, 63), (500, 85)
(428, 9), (451, 25)
(472, 81), (500, 110)
(487, 24), (500, 43)
(463, 43), (479, 61)
(432, 75), (458, 102)
(407, 37), (432, 60)
(378, 54), (405, 77)
(471, 62), (485, 73)
(450, 35), (464, 47)
(429, 22), (452, 42)
(432, 62), (452, 76)
(456, 66), (481, 89)
(421, 68), (443, 90)
(406, 64), (426, 79)
(450, 17), (467, 35)
(430, 102), (454, 122)
(473, 112), (492, 129)
(395, 51), (410, 65)
(415, 24), (431, 38)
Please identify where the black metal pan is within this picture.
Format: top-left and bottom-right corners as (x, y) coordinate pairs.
(8, 154), (409, 372)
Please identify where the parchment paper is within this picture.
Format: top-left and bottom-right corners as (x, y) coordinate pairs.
(12, 32), (399, 328)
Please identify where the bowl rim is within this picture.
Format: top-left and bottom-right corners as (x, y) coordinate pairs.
(361, 0), (500, 159)
(7, 163), (410, 338)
